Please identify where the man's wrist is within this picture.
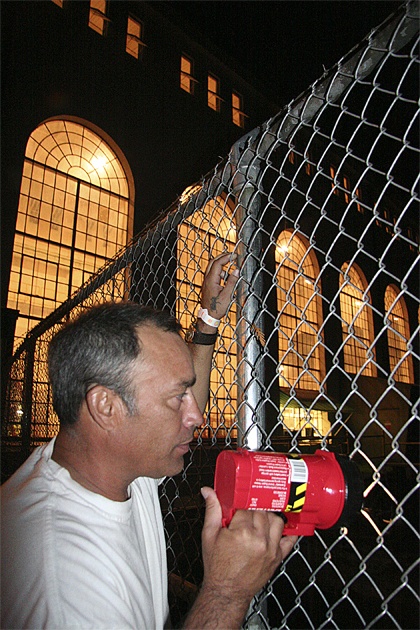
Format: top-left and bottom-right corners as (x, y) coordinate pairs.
(185, 319), (218, 345)
(190, 329), (218, 345)
(198, 307), (220, 329)
(183, 582), (250, 629)
(195, 317), (219, 335)
(184, 305), (222, 345)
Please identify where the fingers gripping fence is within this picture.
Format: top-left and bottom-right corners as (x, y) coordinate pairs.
(3, 2), (419, 627)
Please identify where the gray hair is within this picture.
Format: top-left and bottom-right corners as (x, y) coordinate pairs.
(48, 302), (182, 426)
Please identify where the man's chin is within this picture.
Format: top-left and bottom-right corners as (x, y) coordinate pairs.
(163, 455), (186, 478)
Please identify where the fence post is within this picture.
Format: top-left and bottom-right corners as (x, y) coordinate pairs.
(230, 135), (268, 630)
(234, 187), (266, 451)
(230, 131), (266, 452)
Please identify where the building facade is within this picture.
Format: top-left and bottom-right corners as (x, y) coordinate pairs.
(1, 0), (278, 352)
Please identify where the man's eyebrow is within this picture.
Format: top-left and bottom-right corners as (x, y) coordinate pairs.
(180, 376), (196, 389)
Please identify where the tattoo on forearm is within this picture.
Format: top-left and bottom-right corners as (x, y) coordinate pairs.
(210, 296), (220, 312)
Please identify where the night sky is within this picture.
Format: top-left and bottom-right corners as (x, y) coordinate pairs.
(157, 1), (404, 106)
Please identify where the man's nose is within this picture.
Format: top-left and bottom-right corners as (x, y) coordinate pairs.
(183, 392), (204, 428)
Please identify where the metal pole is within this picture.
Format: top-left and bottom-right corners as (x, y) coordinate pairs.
(234, 184), (265, 451)
(229, 131), (268, 629)
(229, 129), (266, 451)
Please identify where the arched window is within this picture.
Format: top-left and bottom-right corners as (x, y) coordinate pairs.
(177, 194), (237, 439)
(339, 262), (377, 376)
(384, 285), (414, 383)
(7, 118), (134, 348)
(275, 230), (328, 436)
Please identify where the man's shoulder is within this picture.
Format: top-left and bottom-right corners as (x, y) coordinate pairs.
(1, 442), (58, 536)
(1, 442), (53, 499)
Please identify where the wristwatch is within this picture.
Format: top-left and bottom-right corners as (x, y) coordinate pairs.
(185, 322), (218, 345)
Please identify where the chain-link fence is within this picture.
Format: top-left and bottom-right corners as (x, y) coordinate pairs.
(3, 2), (419, 628)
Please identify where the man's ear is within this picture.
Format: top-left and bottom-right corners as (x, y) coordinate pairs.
(85, 385), (125, 432)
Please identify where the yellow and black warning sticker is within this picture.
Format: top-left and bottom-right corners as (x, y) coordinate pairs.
(285, 481), (307, 512)
(285, 457), (308, 513)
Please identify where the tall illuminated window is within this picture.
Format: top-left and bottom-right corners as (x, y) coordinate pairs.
(275, 230), (328, 436)
(385, 285), (414, 383)
(177, 195), (237, 438)
(126, 16), (145, 59)
(232, 91), (245, 128)
(7, 118), (133, 349)
(339, 262), (377, 376)
(180, 55), (194, 94)
(208, 74), (221, 112)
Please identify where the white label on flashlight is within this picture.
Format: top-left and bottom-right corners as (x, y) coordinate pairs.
(290, 459), (308, 483)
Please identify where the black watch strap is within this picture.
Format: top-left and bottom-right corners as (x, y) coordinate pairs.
(191, 330), (218, 345)
(185, 324), (218, 345)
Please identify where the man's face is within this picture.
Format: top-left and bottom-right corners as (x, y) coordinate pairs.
(115, 325), (203, 480)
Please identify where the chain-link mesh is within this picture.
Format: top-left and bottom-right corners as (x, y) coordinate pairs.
(3, 2), (419, 628)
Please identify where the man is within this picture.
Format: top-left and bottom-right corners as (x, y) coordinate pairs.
(1, 254), (297, 629)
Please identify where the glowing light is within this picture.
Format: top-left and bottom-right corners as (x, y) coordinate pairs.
(179, 184), (202, 204)
(91, 155), (108, 170)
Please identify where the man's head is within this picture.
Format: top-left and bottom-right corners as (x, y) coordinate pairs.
(49, 301), (203, 481)
(48, 302), (182, 427)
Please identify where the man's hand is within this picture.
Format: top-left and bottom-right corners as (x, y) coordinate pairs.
(200, 487), (297, 599)
(198, 252), (239, 333)
(183, 487), (298, 629)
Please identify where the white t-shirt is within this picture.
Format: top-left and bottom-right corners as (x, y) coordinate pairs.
(1, 438), (169, 629)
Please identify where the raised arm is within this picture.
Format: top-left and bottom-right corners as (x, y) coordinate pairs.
(183, 488), (298, 629)
(188, 253), (239, 413)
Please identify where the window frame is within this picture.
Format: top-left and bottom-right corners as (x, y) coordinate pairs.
(207, 73), (222, 112)
(126, 15), (146, 60)
(275, 229), (326, 393)
(385, 284), (414, 383)
(232, 90), (246, 128)
(180, 55), (196, 95)
(7, 118), (134, 349)
(339, 262), (377, 377)
(88, 0), (109, 36)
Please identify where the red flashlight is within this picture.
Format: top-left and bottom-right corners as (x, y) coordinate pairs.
(214, 449), (363, 536)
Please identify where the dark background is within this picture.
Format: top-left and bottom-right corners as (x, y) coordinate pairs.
(156, 0), (403, 105)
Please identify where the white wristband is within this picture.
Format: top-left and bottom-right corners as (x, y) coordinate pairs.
(198, 308), (220, 328)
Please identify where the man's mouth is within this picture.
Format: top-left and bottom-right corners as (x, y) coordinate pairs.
(176, 441), (192, 454)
